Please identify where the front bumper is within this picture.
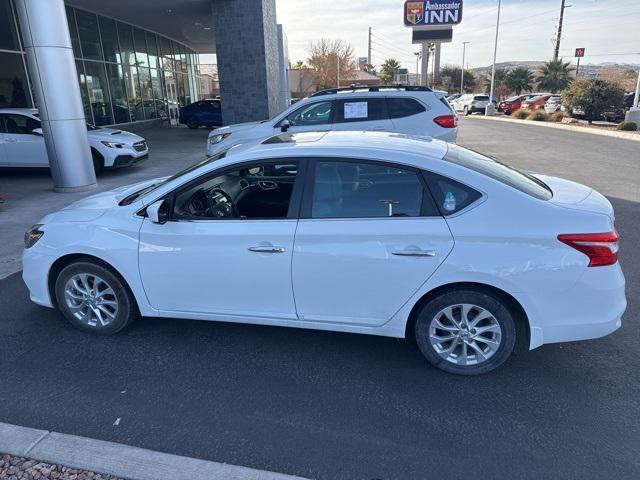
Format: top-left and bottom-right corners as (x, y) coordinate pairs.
(22, 248), (57, 308)
(112, 153), (149, 168)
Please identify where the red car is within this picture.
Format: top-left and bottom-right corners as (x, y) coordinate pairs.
(498, 94), (537, 115)
(521, 94), (553, 111)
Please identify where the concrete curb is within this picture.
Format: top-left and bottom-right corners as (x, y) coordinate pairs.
(466, 114), (640, 142)
(0, 422), (309, 480)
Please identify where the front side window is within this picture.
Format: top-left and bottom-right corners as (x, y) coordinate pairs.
(0, 114), (40, 134)
(284, 101), (332, 127)
(173, 162), (299, 220)
(334, 98), (387, 123)
(311, 161), (429, 219)
(444, 145), (552, 200)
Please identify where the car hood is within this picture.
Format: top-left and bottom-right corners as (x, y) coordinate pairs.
(88, 128), (144, 144)
(41, 177), (166, 224)
(534, 174), (614, 220)
(209, 120), (270, 138)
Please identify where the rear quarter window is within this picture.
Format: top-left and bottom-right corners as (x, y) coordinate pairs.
(444, 145), (553, 200)
(423, 171), (482, 216)
(387, 98), (426, 119)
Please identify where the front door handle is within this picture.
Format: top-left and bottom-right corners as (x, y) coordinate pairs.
(392, 249), (436, 257)
(248, 245), (286, 253)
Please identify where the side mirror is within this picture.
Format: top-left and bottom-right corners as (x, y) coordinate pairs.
(146, 199), (168, 224)
(32, 128), (43, 136)
(280, 119), (291, 133)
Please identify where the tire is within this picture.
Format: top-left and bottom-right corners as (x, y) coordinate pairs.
(91, 150), (103, 175)
(186, 116), (199, 129)
(414, 289), (516, 375)
(54, 261), (138, 335)
(463, 106), (470, 116)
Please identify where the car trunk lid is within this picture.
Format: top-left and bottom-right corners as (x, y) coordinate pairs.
(533, 174), (614, 220)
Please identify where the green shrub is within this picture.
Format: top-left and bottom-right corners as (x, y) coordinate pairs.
(562, 79), (625, 124)
(616, 122), (638, 131)
(527, 110), (549, 121)
(512, 108), (530, 119)
(550, 111), (564, 122)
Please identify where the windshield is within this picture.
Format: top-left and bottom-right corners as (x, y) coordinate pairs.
(119, 150), (229, 206)
(444, 145), (552, 200)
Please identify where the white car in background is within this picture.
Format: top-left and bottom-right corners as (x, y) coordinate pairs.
(0, 108), (149, 172)
(206, 86), (458, 156)
(450, 94), (491, 115)
(22, 131), (625, 375)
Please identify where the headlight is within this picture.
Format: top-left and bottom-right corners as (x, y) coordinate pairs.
(209, 132), (231, 145)
(100, 141), (124, 148)
(24, 224), (44, 249)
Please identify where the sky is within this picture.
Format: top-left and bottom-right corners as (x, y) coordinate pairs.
(275, 0), (640, 72)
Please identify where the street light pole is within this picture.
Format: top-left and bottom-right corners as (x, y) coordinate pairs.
(486, 0), (501, 116)
(461, 41), (470, 94)
(634, 69), (640, 108)
(414, 51), (421, 86)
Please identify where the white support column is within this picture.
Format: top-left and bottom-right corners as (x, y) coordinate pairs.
(420, 42), (429, 87)
(15, 0), (96, 192)
(433, 43), (441, 84)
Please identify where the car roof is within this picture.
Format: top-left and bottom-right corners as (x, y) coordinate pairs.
(223, 130), (449, 166)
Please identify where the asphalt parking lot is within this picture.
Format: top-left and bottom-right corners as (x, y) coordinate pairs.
(1, 118), (639, 480)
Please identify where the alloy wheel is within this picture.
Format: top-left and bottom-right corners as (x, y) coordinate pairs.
(428, 303), (502, 366)
(64, 273), (119, 328)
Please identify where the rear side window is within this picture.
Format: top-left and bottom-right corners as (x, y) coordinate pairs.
(424, 172), (482, 216)
(444, 145), (552, 200)
(473, 96), (489, 101)
(334, 98), (387, 123)
(310, 160), (436, 218)
(387, 98), (426, 119)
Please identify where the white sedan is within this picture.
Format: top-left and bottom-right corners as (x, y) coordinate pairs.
(22, 131), (626, 375)
(0, 108), (149, 171)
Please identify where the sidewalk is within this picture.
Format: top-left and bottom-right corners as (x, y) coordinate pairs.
(0, 126), (209, 279)
(469, 113), (640, 142)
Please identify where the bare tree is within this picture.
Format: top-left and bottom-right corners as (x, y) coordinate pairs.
(307, 39), (356, 90)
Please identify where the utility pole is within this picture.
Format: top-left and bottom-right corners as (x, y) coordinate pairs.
(486, 0), (501, 116)
(414, 51), (421, 86)
(368, 27), (372, 66)
(554, 0), (572, 61)
(461, 41), (470, 94)
(337, 55), (340, 88)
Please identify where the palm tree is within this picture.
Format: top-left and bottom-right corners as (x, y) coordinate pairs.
(484, 68), (509, 91)
(505, 67), (533, 95)
(293, 60), (305, 69)
(537, 59), (574, 93)
(380, 58), (401, 84)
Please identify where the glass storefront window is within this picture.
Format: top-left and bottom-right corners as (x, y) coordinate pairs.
(0, 52), (31, 108)
(84, 61), (113, 126)
(65, 6), (82, 59)
(137, 67), (155, 119)
(150, 68), (167, 120)
(1, 1), (21, 51)
(159, 36), (173, 71)
(146, 32), (159, 70)
(133, 28), (149, 68)
(106, 63), (131, 124)
(76, 60), (93, 123)
(99, 17), (120, 64)
(76, 10), (103, 62)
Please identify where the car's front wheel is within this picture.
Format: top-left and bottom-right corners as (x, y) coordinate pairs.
(463, 106), (470, 116)
(414, 289), (516, 375)
(54, 261), (138, 335)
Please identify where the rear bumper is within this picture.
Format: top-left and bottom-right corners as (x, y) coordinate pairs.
(527, 263), (627, 349)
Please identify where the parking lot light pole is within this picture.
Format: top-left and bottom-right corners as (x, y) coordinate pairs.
(461, 41), (470, 94)
(486, 0), (502, 116)
(634, 69), (640, 108)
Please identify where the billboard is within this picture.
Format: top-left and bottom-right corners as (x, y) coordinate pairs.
(404, 1), (463, 27)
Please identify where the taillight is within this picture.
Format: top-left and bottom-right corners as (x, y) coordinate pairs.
(558, 231), (619, 267)
(433, 115), (457, 128)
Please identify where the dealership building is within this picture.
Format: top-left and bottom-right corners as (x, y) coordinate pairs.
(0, 0), (285, 191)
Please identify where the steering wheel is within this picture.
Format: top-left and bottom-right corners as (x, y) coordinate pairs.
(207, 189), (237, 218)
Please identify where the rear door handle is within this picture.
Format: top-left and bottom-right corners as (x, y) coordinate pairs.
(248, 245), (286, 253)
(392, 249), (436, 257)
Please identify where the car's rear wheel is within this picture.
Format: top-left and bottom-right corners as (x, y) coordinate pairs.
(414, 289), (516, 375)
(186, 116), (199, 129)
(54, 261), (138, 335)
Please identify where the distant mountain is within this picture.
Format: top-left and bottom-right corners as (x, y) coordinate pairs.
(471, 61), (639, 77)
